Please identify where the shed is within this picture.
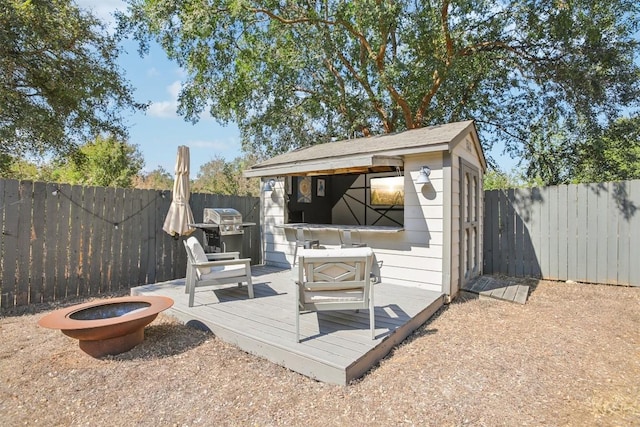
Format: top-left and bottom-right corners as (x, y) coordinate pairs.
(244, 120), (487, 299)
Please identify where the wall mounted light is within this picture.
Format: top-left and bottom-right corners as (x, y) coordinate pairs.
(263, 178), (276, 192)
(416, 166), (431, 185)
(52, 186), (60, 196)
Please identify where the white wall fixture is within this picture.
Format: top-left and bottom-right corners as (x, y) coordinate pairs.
(263, 178), (276, 192)
(416, 166), (431, 185)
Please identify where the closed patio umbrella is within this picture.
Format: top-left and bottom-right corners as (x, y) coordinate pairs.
(163, 145), (195, 238)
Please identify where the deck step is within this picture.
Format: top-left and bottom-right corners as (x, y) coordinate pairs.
(462, 276), (529, 305)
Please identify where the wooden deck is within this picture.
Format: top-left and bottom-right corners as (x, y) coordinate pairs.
(131, 265), (445, 386)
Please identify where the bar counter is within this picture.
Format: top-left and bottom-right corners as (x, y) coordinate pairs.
(275, 223), (403, 233)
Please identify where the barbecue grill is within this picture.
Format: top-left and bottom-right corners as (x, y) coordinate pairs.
(204, 208), (244, 235)
(198, 208), (246, 254)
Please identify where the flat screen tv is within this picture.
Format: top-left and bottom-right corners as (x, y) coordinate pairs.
(370, 176), (404, 206)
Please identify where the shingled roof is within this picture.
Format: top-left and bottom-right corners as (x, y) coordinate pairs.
(244, 120), (485, 177)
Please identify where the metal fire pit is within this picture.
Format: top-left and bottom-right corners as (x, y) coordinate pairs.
(38, 296), (174, 358)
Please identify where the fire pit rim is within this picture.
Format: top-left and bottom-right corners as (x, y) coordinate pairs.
(38, 295), (174, 331)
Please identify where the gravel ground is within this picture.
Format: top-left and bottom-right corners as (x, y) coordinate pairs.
(1, 278), (639, 426)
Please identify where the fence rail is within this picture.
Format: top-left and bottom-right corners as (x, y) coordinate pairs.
(484, 180), (640, 286)
(0, 179), (260, 309)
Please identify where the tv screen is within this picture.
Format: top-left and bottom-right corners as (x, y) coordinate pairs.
(370, 176), (404, 206)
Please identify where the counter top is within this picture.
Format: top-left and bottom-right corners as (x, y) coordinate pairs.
(275, 223), (403, 233)
(189, 222), (257, 229)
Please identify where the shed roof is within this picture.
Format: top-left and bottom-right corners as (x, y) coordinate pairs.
(244, 120), (486, 177)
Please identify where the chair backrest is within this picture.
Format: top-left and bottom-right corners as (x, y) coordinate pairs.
(341, 230), (353, 246)
(296, 227), (306, 242)
(298, 247), (374, 301)
(184, 236), (211, 278)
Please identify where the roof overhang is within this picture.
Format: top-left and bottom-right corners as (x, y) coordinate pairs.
(243, 155), (404, 178)
(243, 120), (486, 178)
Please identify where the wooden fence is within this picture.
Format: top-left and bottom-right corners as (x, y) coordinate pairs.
(484, 180), (640, 286)
(0, 179), (260, 309)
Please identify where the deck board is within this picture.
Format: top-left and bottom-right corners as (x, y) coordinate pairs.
(462, 275), (530, 305)
(132, 265), (445, 385)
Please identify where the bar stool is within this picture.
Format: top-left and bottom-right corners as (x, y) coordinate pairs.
(293, 227), (319, 265)
(340, 230), (367, 248)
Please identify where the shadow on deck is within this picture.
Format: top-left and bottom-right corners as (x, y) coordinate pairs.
(131, 265), (445, 385)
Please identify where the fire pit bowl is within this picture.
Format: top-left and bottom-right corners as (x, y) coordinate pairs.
(38, 296), (173, 357)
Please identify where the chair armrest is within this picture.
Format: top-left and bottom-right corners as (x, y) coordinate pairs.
(205, 252), (240, 261)
(192, 258), (251, 268)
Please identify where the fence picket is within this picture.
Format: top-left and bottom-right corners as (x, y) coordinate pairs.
(68, 185), (83, 298)
(537, 186), (550, 279)
(56, 183), (72, 299)
(86, 186), (101, 295)
(483, 191), (495, 273)
(31, 182), (46, 303)
(557, 184), (568, 281)
(629, 180), (640, 286)
(616, 182), (631, 285)
(121, 188), (134, 287)
(545, 186), (557, 280)
(3, 180), (20, 307)
(606, 183), (620, 285)
(498, 190), (509, 274)
(576, 184), (589, 282)
(530, 187), (543, 278)
(567, 185), (578, 280)
(596, 184), (609, 284)
(16, 181), (33, 306)
(43, 182), (60, 301)
(0, 180), (5, 307)
(78, 185), (92, 296)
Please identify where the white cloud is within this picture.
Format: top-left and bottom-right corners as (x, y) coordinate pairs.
(146, 67), (160, 78)
(190, 140), (229, 150)
(75, 0), (126, 30)
(147, 101), (178, 118)
(167, 81), (182, 99)
(147, 81), (183, 118)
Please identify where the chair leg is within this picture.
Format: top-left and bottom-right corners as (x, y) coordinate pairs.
(247, 276), (254, 299)
(185, 266), (191, 294)
(370, 306), (375, 340)
(188, 277), (196, 307)
(370, 293), (375, 340)
(295, 306), (300, 343)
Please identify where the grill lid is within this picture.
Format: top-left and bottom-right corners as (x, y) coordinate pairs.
(203, 208), (244, 235)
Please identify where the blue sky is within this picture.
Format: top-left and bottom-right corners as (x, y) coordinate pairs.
(116, 39), (243, 174)
(79, 0), (243, 175)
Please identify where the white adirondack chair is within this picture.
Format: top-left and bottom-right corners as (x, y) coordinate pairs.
(295, 247), (375, 342)
(183, 236), (253, 307)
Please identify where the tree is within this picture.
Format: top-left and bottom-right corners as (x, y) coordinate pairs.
(52, 134), (144, 187)
(572, 115), (640, 183)
(483, 168), (520, 190)
(193, 154), (260, 196)
(0, 154), (54, 181)
(119, 0), (640, 170)
(1, 0), (146, 171)
(132, 166), (174, 190)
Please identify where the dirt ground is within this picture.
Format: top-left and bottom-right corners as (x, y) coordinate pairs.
(1, 278), (638, 426)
